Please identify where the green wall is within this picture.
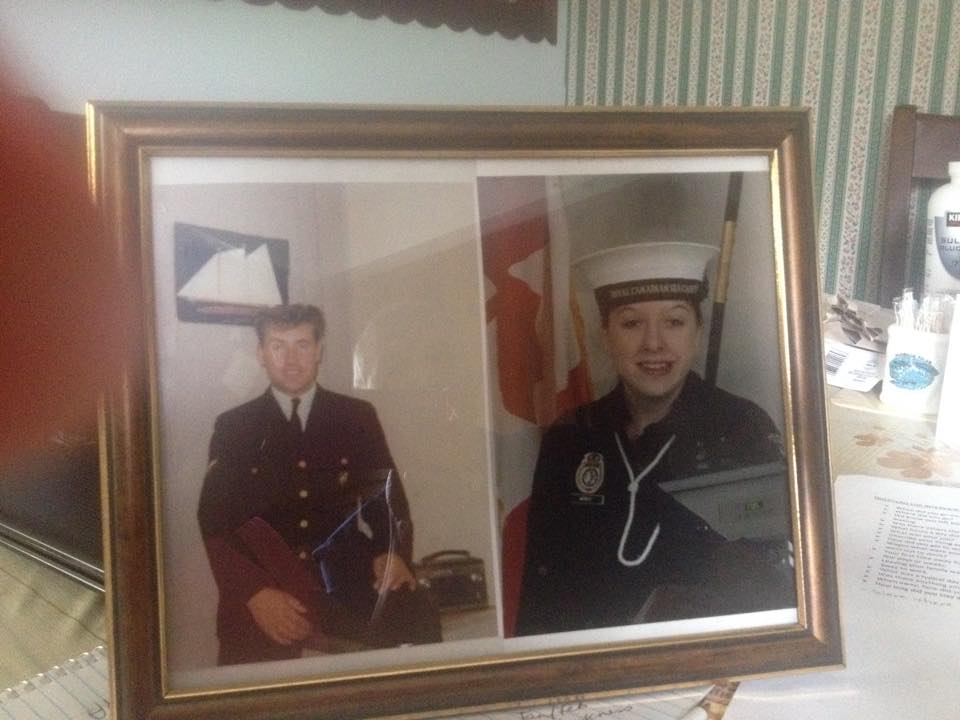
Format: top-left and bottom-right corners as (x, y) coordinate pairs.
(566, 0), (960, 302)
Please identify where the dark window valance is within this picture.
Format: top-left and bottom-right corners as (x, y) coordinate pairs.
(224, 0), (557, 44)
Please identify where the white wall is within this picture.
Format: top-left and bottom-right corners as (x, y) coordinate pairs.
(0, 0), (566, 112)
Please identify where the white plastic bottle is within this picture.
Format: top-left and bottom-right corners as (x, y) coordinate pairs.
(925, 161), (960, 295)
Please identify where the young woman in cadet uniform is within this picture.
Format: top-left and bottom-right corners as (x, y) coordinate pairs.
(515, 242), (792, 637)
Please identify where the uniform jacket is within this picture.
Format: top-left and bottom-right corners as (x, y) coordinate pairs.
(515, 373), (787, 636)
(197, 385), (413, 660)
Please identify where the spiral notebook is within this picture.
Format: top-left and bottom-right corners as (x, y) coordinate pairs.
(0, 646), (109, 719)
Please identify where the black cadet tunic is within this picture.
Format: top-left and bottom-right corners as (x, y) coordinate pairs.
(515, 372), (786, 636)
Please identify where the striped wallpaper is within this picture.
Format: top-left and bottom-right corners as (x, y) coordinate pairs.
(565, 0), (960, 302)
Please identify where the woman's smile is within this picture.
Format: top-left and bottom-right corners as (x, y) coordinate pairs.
(636, 359), (673, 374)
(603, 299), (702, 410)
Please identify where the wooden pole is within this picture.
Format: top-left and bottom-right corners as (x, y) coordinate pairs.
(705, 172), (743, 388)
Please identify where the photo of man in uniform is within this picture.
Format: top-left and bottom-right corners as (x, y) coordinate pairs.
(197, 303), (440, 666)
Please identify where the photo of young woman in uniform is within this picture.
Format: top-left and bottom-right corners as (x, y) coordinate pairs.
(514, 242), (794, 636)
(481, 170), (798, 639)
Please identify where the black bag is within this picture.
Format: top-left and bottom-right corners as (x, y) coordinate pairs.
(415, 550), (488, 612)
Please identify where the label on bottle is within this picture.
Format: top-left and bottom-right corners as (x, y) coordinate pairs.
(934, 211), (960, 280)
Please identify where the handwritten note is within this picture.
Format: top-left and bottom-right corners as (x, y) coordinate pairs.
(0, 664), (712, 720)
(454, 686), (711, 720)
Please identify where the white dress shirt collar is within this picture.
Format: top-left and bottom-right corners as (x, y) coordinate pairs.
(270, 383), (317, 426)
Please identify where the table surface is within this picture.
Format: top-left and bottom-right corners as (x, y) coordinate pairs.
(827, 387), (959, 486)
(0, 542), (105, 690)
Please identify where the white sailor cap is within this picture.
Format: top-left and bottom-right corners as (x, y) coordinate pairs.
(574, 242), (718, 318)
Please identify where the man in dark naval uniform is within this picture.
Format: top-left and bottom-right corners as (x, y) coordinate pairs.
(198, 304), (439, 665)
(515, 243), (793, 637)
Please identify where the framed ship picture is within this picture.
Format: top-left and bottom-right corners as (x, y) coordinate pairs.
(174, 223), (290, 326)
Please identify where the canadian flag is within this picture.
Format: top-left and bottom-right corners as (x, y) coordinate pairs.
(478, 175), (593, 635)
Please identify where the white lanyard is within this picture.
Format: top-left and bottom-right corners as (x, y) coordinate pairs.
(613, 431), (676, 567)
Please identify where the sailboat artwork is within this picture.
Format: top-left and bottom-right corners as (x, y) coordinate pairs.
(174, 222), (290, 325)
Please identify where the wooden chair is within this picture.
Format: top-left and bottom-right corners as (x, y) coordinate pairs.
(879, 105), (960, 306)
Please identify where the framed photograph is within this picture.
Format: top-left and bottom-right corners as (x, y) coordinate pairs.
(90, 103), (841, 719)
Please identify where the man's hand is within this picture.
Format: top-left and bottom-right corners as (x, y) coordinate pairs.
(246, 587), (313, 646)
(372, 553), (417, 592)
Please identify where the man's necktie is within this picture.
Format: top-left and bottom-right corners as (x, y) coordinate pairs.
(290, 397), (303, 434)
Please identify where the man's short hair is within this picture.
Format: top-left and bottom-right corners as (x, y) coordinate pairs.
(254, 304), (326, 343)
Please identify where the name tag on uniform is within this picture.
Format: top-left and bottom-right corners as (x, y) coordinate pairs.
(572, 451), (605, 505)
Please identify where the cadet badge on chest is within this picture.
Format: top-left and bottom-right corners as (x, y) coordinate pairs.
(572, 451), (605, 505)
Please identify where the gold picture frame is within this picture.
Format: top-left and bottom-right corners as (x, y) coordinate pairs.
(89, 103), (840, 719)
